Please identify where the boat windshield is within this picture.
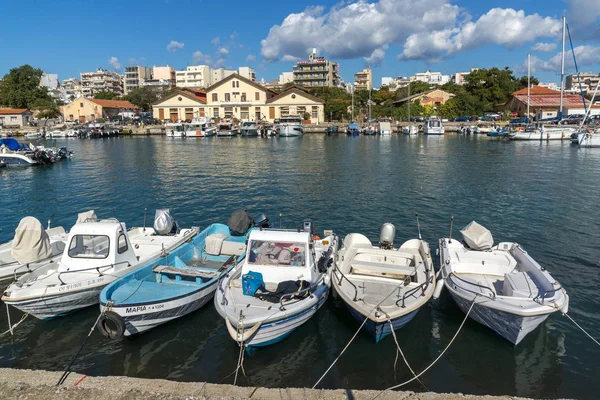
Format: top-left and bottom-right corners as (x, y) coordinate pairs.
(68, 235), (110, 259)
(429, 120), (441, 127)
(242, 122), (256, 127)
(248, 240), (306, 267)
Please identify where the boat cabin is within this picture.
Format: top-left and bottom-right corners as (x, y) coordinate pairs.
(242, 230), (317, 284)
(60, 220), (138, 271)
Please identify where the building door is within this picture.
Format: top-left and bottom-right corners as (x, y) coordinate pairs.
(255, 108), (261, 121)
(79, 116), (86, 123)
(158, 109), (164, 120)
(269, 107), (275, 120)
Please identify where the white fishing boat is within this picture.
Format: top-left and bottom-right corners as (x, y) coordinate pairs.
(423, 116), (445, 135)
(0, 216), (72, 282)
(2, 210), (199, 320)
(217, 119), (237, 137)
(378, 121), (392, 136)
(510, 125), (574, 141)
(240, 121), (259, 137)
(332, 223), (435, 342)
(47, 130), (68, 138)
(165, 122), (186, 137)
(24, 132), (42, 139)
(437, 221), (569, 345)
(184, 117), (217, 137)
(215, 222), (337, 349)
(277, 116), (304, 137)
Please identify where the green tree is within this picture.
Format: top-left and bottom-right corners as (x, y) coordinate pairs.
(124, 87), (159, 111)
(33, 98), (62, 127)
(0, 64), (52, 108)
(396, 81), (431, 100)
(94, 91), (119, 100)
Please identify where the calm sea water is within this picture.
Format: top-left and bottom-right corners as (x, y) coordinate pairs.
(0, 135), (598, 398)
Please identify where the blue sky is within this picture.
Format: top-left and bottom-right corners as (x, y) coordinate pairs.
(1, 0), (599, 87)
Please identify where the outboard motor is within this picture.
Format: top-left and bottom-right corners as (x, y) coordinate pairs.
(154, 209), (178, 235)
(253, 213), (271, 229)
(227, 209), (253, 236)
(379, 223), (396, 249)
(303, 219), (314, 235)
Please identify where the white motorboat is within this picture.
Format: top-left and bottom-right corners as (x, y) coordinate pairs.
(184, 117), (217, 137)
(333, 223), (435, 342)
(217, 119), (237, 137)
(2, 210), (199, 320)
(437, 221), (569, 345)
(0, 216), (72, 282)
(165, 122), (186, 137)
(47, 130), (68, 138)
(510, 125), (574, 141)
(277, 116), (304, 137)
(215, 222), (337, 349)
(25, 132), (42, 139)
(0, 138), (41, 165)
(240, 121), (259, 137)
(402, 125), (418, 135)
(378, 121), (392, 136)
(423, 116), (445, 135)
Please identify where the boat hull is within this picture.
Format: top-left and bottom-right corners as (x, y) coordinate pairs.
(510, 130), (572, 140)
(577, 132), (600, 147)
(0, 154), (37, 165)
(344, 301), (419, 342)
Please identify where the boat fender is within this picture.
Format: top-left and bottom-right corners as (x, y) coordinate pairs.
(97, 311), (125, 339)
(432, 278), (444, 300)
(225, 318), (261, 343)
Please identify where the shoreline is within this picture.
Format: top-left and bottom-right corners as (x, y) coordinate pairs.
(0, 368), (533, 399)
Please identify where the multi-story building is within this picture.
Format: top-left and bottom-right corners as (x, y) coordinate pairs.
(40, 73), (60, 90)
(176, 65), (211, 88)
(354, 68), (372, 91)
(452, 68), (478, 85)
(411, 70), (450, 85)
(153, 66), (176, 82)
(80, 68), (123, 98)
(238, 67), (256, 81)
(292, 49), (340, 88)
(566, 72), (600, 93)
(62, 78), (83, 101)
(211, 68), (237, 85)
(381, 77), (394, 87)
(124, 66), (152, 94)
(279, 72), (294, 85)
(380, 76), (410, 91)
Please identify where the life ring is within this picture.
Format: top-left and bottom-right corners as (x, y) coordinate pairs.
(97, 311), (125, 339)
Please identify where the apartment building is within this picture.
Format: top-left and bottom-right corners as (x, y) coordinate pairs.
(293, 49), (340, 88)
(175, 65), (255, 88)
(62, 78), (83, 101)
(354, 68), (372, 91)
(380, 76), (410, 91)
(80, 68), (123, 98)
(566, 72), (600, 93)
(411, 70), (450, 85)
(124, 66), (152, 94)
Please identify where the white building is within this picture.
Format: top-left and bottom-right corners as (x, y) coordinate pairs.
(279, 72), (294, 85)
(381, 76), (410, 91)
(238, 66), (256, 81)
(124, 66), (152, 94)
(453, 68), (478, 85)
(566, 72), (600, 93)
(40, 73), (60, 90)
(176, 65), (254, 88)
(381, 77), (394, 86)
(62, 78), (83, 102)
(412, 70), (450, 85)
(80, 68), (123, 98)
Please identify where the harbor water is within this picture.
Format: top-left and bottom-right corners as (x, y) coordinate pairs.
(0, 135), (598, 399)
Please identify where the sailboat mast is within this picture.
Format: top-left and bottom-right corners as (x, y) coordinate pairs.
(527, 53), (530, 123)
(351, 85), (354, 122)
(408, 82), (411, 122)
(559, 15), (566, 119)
(368, 87), (371, 121)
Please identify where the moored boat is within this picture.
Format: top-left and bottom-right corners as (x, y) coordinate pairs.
(217, 119), (237, 137)
(2, 210), (199, 320)
(346, 123), (360, 136)
(402, 125), (418, 135)
(184, 117), (217, 137)
(277, 116), (304, 137)
(437, 221), (569, 345)
(240, 121), (259, 137)
(423, 116), (445, 135)
(165, 122), (186, 137)
(333, 223), (435, 342)
(215, 221), (337, 349)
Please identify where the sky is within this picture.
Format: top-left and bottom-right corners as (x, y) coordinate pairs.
(1, 0), (599, 87)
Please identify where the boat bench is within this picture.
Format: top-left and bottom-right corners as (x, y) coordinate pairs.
(350, 260), (415, 280)
(205, 234), (246, 257)
(454, 250), (516, 276)
(502, 271), (539, 298)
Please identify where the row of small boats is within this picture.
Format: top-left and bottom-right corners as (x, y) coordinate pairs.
(166, 116), (304, 138)
(0, 210), (568, 348)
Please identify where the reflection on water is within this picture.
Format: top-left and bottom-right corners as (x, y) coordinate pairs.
(0, 135), (598, 399)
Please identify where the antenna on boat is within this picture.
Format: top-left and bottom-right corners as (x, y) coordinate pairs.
(415, 213), (422, 240)
(47, 219), (51, 230)
(279, 213), (282, 229)
(143, 208), (147, 232)
(449, 216), (454, 243)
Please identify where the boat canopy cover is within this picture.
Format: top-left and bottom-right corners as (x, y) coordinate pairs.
(76, 210), (97, 223)
(0, 138), (25, 151)
(154, 209), (176, 235)
(227, 209), (253, 236)
(10, 217), (52, 264)
(460, 221), (494, 250)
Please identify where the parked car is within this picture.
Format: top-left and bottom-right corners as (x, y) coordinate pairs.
(411, 116), (425, 122)
(479, 116), (497, 122)
(586, 115), (600, 125)
(484, 112), (502, 119)
(454, 116), (471, 122)
(560, 114), (585, 125)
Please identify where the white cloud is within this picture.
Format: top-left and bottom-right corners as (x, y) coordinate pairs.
(218, 47), (229, 56)
(281, 54), (300, 62)
(108, 57), (121, 70)
(192, 51), (212, 65)
(211, 37), (220, 46)
(230, 31), (238, 39)
(246, 54), (257, 62)
(127, 57), (146, 65)
(528, 45), (600, 73)
(532, 42), (557, 52)
(364, 47), (386, 66)
(568, 0), (600, 25)
(262, 1), (563, 63)
(167, 40), (184, 52)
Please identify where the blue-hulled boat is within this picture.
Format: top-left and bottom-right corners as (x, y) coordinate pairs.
(332, 224), (435, 342)
(98, 211), (268, 338)
(346, 123), (360, 136)
(487, 129), (510, 138)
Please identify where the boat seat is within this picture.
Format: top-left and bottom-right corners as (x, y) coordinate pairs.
(153, 265), (218, 279)
(502, 271), (539, 298)
(205, 234), (246, 257)
(454, 250), (516, 276)
(350, 260), (415, 280)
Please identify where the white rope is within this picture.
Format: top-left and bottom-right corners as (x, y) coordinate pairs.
(312, 279), (406, 389)
(1, 312), (28, 338)
(371, 298), (477, 399)
(563, 312), (600, 347)
(233, 313), (246, 385)
(387, 318), (428, 391)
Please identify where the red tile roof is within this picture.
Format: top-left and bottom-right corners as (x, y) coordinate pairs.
(0, 108), (29, 115)
(514, 94), (600, 108)
(266, 87), (325, 104)
(512, 86), (559, 95)
(88, 99), (139, 109)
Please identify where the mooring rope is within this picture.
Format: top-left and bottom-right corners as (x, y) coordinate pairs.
(1, 304), (28, 338)
(371, 298), (477, 399)
(563, 312), (600, 347)
(387, 318), (428, 391)
(56, 303), (110, 386)
(312, 280), (407, 389)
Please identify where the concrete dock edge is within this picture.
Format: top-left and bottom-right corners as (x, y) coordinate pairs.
(0, 368), (535, 400)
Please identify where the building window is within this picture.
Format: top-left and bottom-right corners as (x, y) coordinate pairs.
(312, 106), (318, 119)
(213, 108), (219, 118)
(80, 102), (84, 108)
(199, 108), (205, 117)
(224, 107), (233, 118)
(10, 116), (17, 122)
(255, 92), (260, 101)
(241, 93), (246, 102)
(232, 81), (235, 88)
(240, 107), (249, 120)
(280, 106), (289, 117)
(212, 93), (218, 102)
(225, 93), (230, 102)
(297, 106), (306, 116)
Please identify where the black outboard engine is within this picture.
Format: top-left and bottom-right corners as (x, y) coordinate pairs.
(317, 246), (333, 273)
(253, 213), (271, 229)
(228, 209), (253, 236)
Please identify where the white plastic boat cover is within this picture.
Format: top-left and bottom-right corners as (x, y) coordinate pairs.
(460, 221), (494, 250)
(10, 217), (52, 264)
(154, 209), (176, 235)
(76, 210), (97, 223)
